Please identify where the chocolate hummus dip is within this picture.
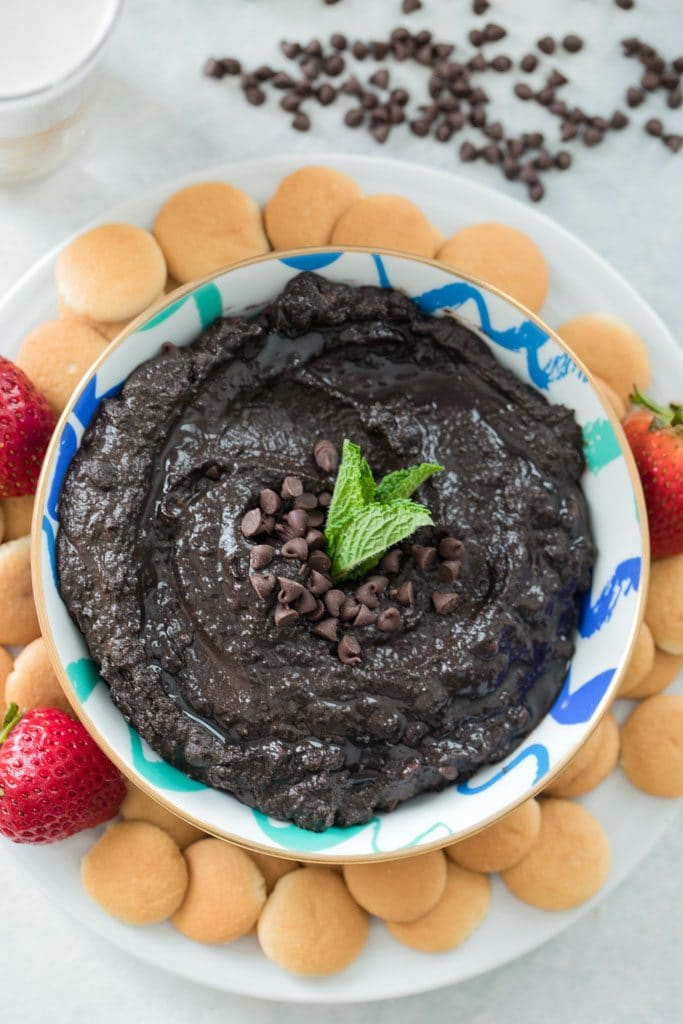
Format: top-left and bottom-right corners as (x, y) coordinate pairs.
(57, 272), (595, 831)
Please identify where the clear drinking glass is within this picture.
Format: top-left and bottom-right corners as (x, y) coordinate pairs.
(0, 0), (122, 184)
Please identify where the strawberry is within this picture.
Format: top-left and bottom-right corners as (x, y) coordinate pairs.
(0, 704), (125, 844)
(623, 388), (683, 560)
(0, 355), (56, 498)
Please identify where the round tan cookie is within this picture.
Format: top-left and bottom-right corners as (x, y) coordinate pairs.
(594, 375), (626, 420)
(250, 852), (300, 893)
(645, 555), (683, 654)
(153, 183), (269, 283)
(4, 636), (70, 713)
(437, 223), (549, 313)
(501, 798), (610, 910)
(446, 798), (541, 873)
(258, 867), (368, 976)
(15, 319), (108, 415)
(618, 623), (656, 697)
(81, 821), (188, 925)
(626, 647), (683, 700)
(545, 714), (620, 798)
(620, 694), (683, 797)
(343, 849), (447, 922)
(120, 782), (204, 849)
(265, 166), (362, 249)
(58, 297), (131, 342)
(556, 313), (651, 405)
(56, 223), (167, 323)
(0, 537), (40, 646)
(0, 495), (34, 540)
(387, 862), (491, 952)
(171, 838), (266, 943)
(331, 194), (443, 258)
(0, 645), (13, 706)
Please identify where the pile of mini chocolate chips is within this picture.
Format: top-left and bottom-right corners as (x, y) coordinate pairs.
(203, 1), (681, 202)
(241, 439), (464, 666)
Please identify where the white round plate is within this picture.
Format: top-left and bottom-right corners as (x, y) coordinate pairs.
(1, 154), (681, 1003)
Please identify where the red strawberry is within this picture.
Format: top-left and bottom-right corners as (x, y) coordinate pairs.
(0, 355), (56, 498)
(623, 388), (683, 560)
(0, 704), (125, 844)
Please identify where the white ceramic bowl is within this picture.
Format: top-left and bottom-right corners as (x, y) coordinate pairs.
(33, 248), (647, 861)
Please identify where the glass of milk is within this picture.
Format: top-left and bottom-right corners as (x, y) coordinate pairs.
(0, 0), (122, 184)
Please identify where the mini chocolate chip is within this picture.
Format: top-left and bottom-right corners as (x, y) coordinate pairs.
(318, 491), (332, 507)
(519, 161), (539, 184)
(410, 118), (430, 136)
(473, 0), (490, 12)
(562, 34), (583, 53)
(318, 83), (337, 106)
(415, 29), (432, 46)
(537, 87), (555, 106)
(361, 91), (379, 110)
(354, 605), (378, 627)
(507, 137), (525, 156)
(537, 35), (556, 55)
(485, 120), (504, 140)
(469, 86), (488, 104)
(295, 588), (318, 616)
(549, 100), (567, 116)
(355, 582), (379, 609)
(533, 149), (553, 169)
(641, 70), (660, 91)
(280, 41), (300, 59)
(342, 75), (363, 96)
(203, 58), (225, 78)
(483, 143), (502, 163)
(282, 537), (308, 560)
(401, 0), (422, 12)
(548, 69), (569, 89)
(324, 55), (345, 76)
(313, 618), (339, 642)
(352, 41), (369, 60)
(520, 53), (538, 72)
(324, 589), (346, 617)
(484, 23), (506, 42)
(345, 107), (364, 128)
(438, 92), (459, 112)
(435, 121), (454, 142)
(674, 57), (683, 73)
(304, 39), (322, 56)
(469, 29), (485, 47)
(281, 93), (302, 113)
(250, 545), (274, 570)
(281, 475), (303, 499)
(241, 508), (264, 538)
(667, 89), (682, 109)
(502, 157), (520, 180)
(307, 598), (326, 622)
(292, 112), (311, 132)
(645, 117), (663, 136)
(305, 529), (326, 551)
(330, 33), (347, 51)
(274, 605), (299, 627)
(380, 549), (402, 574)
(665, 134), (683, 153)
(438, 560), (461, 584)
(411, 545), (437, 570)
(561, 121), (578, 140)
(309, 570), (332, 595)
(370, 68), (390, 89)
(438, 537), (464, 559)
(372, 123), (390, 144)
(555, 150), (572, 169)
(434, 43), (455, 59)
(661, 71), (680, 91)
(491, 55), (512, 72)
(338, 635), (362, 665)
(566, 107), (585, 124)
(245, 87), (266, 106)
(610, 110), (629, 129)
(626, 86), (644, 107)
(294, 492), (318, 510)
(583, 126), (604, 146)
(307, 510), (324, 528)
(590, 116), (609, 131)
(309, 549), (332, 573)
(396, 581), (415, 606)
(250, 573), (276, 599)
(615, 0), (634, 7)
(621, 37), (640, 55)
(276, 509), (308, 539)
(254, 65), (274, 81)
(468, 52), (488, 72)
(447, 110), (466, 129)
(377, 608), (402, 633)
(514, 83), (534, 100)
(390, 26), (411, 43)
(432, 591), (459, 614)
(528, 181), (545, 202)
(221, 57), (242, 75)
(278, 577), (305, 604)
(371, 40), (390, 59)
(470, 106), (487, 127)
(341, 598), (361, 622)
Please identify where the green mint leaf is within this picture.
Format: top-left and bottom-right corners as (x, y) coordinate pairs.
(325, 440), (375, 556)
(375, 462), (444, 503)
(331, 499), (434, 581)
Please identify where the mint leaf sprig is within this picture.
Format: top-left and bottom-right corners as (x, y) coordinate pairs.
(324, 440), (443, 582)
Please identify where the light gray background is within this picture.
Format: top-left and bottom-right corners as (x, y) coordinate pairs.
(1, 1), (682, 1021)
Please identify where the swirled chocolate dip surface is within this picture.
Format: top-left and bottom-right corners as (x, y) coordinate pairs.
(57, 272), (595, 831)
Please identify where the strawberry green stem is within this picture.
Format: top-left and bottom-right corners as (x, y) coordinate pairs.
(630, 387), (683, 428)
(0, 703), (22, 746)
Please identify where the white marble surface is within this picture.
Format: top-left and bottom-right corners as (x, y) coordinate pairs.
(1, 0), (682, 1020)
